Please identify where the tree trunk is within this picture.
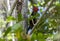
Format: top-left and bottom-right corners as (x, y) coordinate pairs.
(21, 0), (28, 34)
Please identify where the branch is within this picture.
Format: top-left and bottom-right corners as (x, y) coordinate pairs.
(29, 0), (56, 35)
(6, 0), (18, 27)
(8, 0), (18, 16)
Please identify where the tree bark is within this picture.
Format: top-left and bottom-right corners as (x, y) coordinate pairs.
(21, 0), (28, 34)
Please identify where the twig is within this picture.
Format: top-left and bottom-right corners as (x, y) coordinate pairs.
(8, 0), (18, 16)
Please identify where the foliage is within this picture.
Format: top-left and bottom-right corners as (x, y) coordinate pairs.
(0, 0), (60, 41)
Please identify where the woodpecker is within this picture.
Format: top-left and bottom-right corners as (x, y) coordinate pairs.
(27, 6), (39, 34)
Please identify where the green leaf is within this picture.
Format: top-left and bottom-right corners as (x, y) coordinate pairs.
(3, 27), (11, 37)
(0, 38), (5, 41)
(11, 22), (23, 32)
(28, 13), (40, 21)
(40, 9), (43, 12)
(31, 34), (37, 41)
(17, 13), (23, 22)
(6, 16), (16, 22)
(4, 22), (23, 37)
(38, 2), (41, 6)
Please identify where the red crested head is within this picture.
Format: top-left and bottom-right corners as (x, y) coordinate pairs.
(33, 6), (39, 12)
